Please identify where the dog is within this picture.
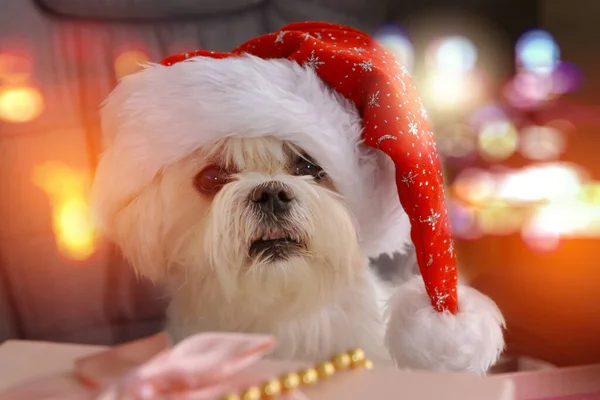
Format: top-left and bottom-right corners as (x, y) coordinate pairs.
(92, 42), (505, 372)
(111, 134), (396, 363)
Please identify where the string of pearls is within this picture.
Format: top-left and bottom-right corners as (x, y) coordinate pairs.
(220, 348), (373, 400)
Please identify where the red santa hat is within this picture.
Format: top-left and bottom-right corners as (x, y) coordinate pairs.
(92, 22), (504, 372)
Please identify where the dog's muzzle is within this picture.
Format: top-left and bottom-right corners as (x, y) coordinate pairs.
(248, 181), (303, 261)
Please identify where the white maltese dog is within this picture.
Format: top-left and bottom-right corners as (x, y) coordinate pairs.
(112, 135), (393, 362)
(91, 22), (506, 374)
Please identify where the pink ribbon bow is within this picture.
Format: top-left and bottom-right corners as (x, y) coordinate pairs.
(99, 332), (304, 400)
(2, 333), (307, 400)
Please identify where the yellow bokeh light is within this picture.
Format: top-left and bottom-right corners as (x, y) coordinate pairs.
(579, 182), (600, 205)
(114, 50), (150, 79)
(477, 120), (519, 161)
(477, 200), (523, 235)
(0, 86), (44, 123)
(452, 168), (496, 205)
(32, 162), (97, 261)
(424, 71), (482, 111)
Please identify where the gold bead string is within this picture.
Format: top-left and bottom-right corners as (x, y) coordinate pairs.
(220, 348), (373, 400)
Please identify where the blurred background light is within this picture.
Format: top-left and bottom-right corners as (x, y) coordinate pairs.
(448, 198), (482, 239)
(436, 123), (477, 158)
(551, 62), (583, 95)
(426, 35), (478, 75)
(469, 104), (508, 129)
(0, 85), (44, 123)
(422, 35), (484, 111)
(114, 50), (150, 80)
(32, 162), (97, 261)
(521, 199), (600, 252)
(515, 29), (560, 74)
(495, 163), (585, 203)
(519, 125), (566, 160)
(579, 182), (600, 205)
(374, 23), (415, 73)
(452, 168), (496, 205)
(424, 70), (483, 110)
(503, 71), (555, 108)
(477, 119), (519, 161)
(477, 199), (524, 236)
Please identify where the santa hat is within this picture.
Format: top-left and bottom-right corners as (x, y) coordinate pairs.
(92, 22), (504, 372)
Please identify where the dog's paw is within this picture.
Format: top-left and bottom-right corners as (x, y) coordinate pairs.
(384, 276), (505, 375)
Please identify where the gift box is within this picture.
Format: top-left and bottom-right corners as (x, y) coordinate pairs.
(0, 333), (598, 400)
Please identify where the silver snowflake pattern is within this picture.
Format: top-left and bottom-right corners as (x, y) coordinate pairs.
(368, 91), (380, 108)
(304, 50), (325, 70)
(420, 209), (441, 229)
(315, 32), (323, 40)
(275, 31), (286, 44)
(376, 134), (397, 148)
(408, 120), (419, 136)
(352, 47), (366, 53)
(426, 254), (433, 266)
(446, 240), (455, 255)
(433, 287), (450, 310)
(302, 32), (312, 40)
(401, 171), (418, 186)
(419, 100), (428, 119)
(355, 60), (374, 72)
(399, 64), (410, 77)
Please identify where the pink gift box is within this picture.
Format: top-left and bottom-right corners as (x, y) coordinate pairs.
(1, 333), (599, 400)
(494, 364), (600, 400)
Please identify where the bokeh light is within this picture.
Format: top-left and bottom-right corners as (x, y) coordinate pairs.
(469, 104), (508, 129)
(521, 199), (600, 252)
(551, 62), (583, 95)
(477, 119), (519, 161)
(579, 182), (600, 205)
(424, 71), (483, 110)
(374, 24), (415, 73)
(436, 123), (477, 158)
(477, 200), (524, 236)
(452, 168), (496, 205)
(521, 219), (562, 252)
(515, 29), (560, 74)
(495, 163), (584, 203)
(32, 162), (97, 261)
(503, 71), (555, 108)
(114, 50), (150, 80)
(448, 198), (482, 239)
(426, 36), (478, 75)
(0, 86), (44, 123)
(519, 125), (566, 160)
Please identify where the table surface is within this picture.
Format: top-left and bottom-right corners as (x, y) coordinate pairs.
(0, 339), (513, 400)
(2, 339), (599, 400)
(0, 339), (106, 392)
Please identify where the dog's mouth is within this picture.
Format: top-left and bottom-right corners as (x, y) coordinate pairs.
(249, 229), (303, 260)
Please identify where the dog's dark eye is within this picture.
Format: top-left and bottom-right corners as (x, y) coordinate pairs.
(294, 156), (326, 180)
(194, 166), (229, 195)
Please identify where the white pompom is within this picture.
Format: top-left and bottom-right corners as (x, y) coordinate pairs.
(385, 276), (505, 375)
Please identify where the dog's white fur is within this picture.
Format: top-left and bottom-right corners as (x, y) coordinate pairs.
(113, 136), (392, 362)
(92, 55), (505, 373)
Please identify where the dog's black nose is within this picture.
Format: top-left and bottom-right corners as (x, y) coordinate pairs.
(250, 182), (295, 215)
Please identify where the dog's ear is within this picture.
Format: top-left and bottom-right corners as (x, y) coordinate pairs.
(111, 184), (168, 282)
